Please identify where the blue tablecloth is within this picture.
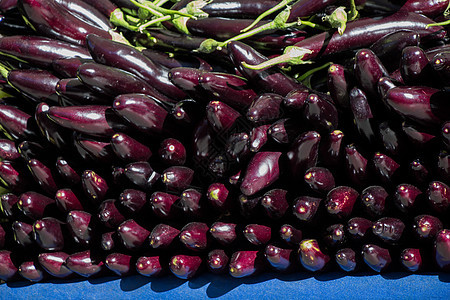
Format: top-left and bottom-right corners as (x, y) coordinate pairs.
(1, 272), (449, 299)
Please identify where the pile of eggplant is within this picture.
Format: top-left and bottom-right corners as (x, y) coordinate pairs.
(0, 0), (448, 282)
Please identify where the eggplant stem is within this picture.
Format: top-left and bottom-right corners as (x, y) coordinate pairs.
(152, 0), (170, 7)
(131, 0), (195, 18)
(0, 63), (10, 80)
(241, 0), (294, 33)
(138, 15), (171, 31)
(241, 46), (312, 70)
(427, 20), (450, 28)
(296, 62), (333, 82)
(348, 0), (358, 21)
(110, 8), (139, 31)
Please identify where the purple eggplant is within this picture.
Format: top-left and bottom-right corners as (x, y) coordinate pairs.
(150, 191), (179, 218)
(400, 248), (422, 272)
(18, 191), (55, 220)
(229, 250), (262, 278)
(247, 93), (283, 124)
(56, 78), (106, 105)
(303, 94), (339, 132)
(33, 217), (64, 251)
(0, 193), (18, 217)
(207, 249), (229, 274)
(293, 196), (322, 222)
(54, 0), (112, 31)
(162, 166), (194, 192)
(249, 124), (271, 152)
(179, 189), (202, 216)
(399, 0), (450, 17)
(327, 64), (349, 109)
(159, 138), (186, 166)
(349, 88), (375, 144)
(265, 244), (294, 272)
(0, 139), (19, 161)
(413, 215), (443, 240)
(427, 181), (450, 213)
(124, 161), (160, 191)
(241, 151), (281, 196)
(55, 157), (80, 186)
(347, 217), (373, 239)
(65, 250), (103, 277)
(55, 189), (83, 213)
(354, 49), (389, 96)
(362, 244), (391, 272)
(119, 189), (146, 213)
(299, 239), (330, 272)
(324, 224), (346, 247)
(98, 200), (125, 229)
(18, 261), (44, 282)
(304, 167), (335, 194)
(287, 131), (320, 182)
(101, 232), (115, 251)
(117, 219), (150, 250)
(372, 217), (405, 242)
(52, 57), (93, 78)
(0, 160), (31, 193)
(105, 253), (133, 276)
(149, 224), (179, 249)
(335, 248), (357, 272)
(12, 221), (33, 247)
(284, 88), (309, 111)
(206, 100), (241, 132)
(435, 229), (450, 270)
(210, 222), (237, 245)
(169, 255), (202, 279)
(207, 183), (230, 210)
(179, 222), (209, 251)
(38, 252), (72, 278)
(136, 256), (162, 277)
(361, 186), (388, 216)
(243, 224), (271, 245)
(394, 184), (422, 213)
(27, 158), (58, 195)
(372, 152), (400, 183)
(0, 250), (18, 281)
(0, 105), (36, 141)
(202, 0), (279, 18)
(81, 170), (109, 203)
(261, 189), (289, 219)
(401, 46), (433, 86)
(279, 224), (302, 245)
(320, 129), (344, 167)
(325, 186), (359, 219)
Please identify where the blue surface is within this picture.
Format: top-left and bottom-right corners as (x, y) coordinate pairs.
(0, 272), (449, 299)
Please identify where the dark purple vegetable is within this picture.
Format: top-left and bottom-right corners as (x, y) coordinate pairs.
(65, 250), (103, 277)
(179, 222), (209, 251)
(0, 193), (18, 217)
(119, 189), (146, 213)
(179, 189), (202, 216)
(413, 215), (443, 240)
(54, 0), (112, 31)
(298, 239), (330, 272)
(0, 139), (19, 161)
(52, 57), (93, 78)
(0, 105), (36, 141)
(265, 244), (294, 272)
(287, 131), (320, 182)
(56, 78), (106, 106)
(361, 186), (388, 216)
(241, 151), (281, 196)
(18, 191), (55, 220)
(202, 0), (279, 18)
(207, 249), (229, 274)
(324, 224), (346, 247)
(81, 170), (109, 204)
(169, 255), (202, 279)
(268, 118), (302, 145)
(279, 224), (302, 245)
(304, 167), (335, 194)
(354, 49), (389, 96)
(229, 250), (261, 278)
(303, 94), (339, 132)
(110, 132), (152, 162)
(435, 229), (450, 270)
(206, 100), (241, 132)
(347, 217), (373, 239)
(105, 253), (133, 276)
(117, 219), (150, 250)
(426, 181), (450, 213)
(261, 189), (289, 219)
(98, 199), (125, 229)
(159, 138), (186, 166)
(287, 0), (338, 22)
(400, 248), (422, 272)
(0, 160), (31, 193)
(19, 261), (44, 282)
(249, 124), (271, 152)
(372, 217), (405, 242)
(210, 222), (237, 245)
(327, 64), (349, 109)
(0, 250), (17, 281)
(335, 248), (357, 272)
(149, 224), (180, 249)
(33, 217), (64, 251)
(243, 224), (271, 245)
(293, 196), (322, 222)
(162, 166), (194, 191)
(247, 93), (283, 124)
(372, 152), (400, 183)
(394, 184), (422, 213)
(38, 252), (72, 278)
(55, 189), (83, 213)
(362, 244), (391, 272)
(124, 161), (160, 191)
(150, 191), (179, 218)
(349, 88), (375, 144)
(12, 221), (34, 247)
(27, 158), (58, 195)
(399, 0), (450, 17)
(400, 46), (433, 86)
(136, 256), (162, 277)
(101, 232), (115, 251)
(325, 186), (359, 219)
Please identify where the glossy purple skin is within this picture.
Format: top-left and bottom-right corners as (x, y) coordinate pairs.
(0, 250), (18, 281)
(150, 192), (179, 218)
(210, 222), (237, 245)
(57, 78), (106, 105)
(136, 256), (162, 277)
(105, 253), (132, 276)
(18, 191), (55, 220)
(0, 105), (33, 141)
(113, 94), (168, 134)
(12, 221), (33, 247)
(27, 158), (58, 195)
(349, 88), (375, 143)
(168, 67), (206, 99)
(98, 200), (125, 229)
(207, 249), (229, 274)
(303, 94), (339, 132)
(241, 152), (281, 196)
(229, 250), (260, 278)
(373, 152), (400, 182)
(206, 101), (241, 132)
(279, 224), (303, 245)
(299, 239), (330, 272)
(326, 186), (359, 219)
(249, 124), (270, 152)
(247, 93), (283, 124)
(65, 250), (104, 277)
(354, 49), (389, 96)
(0, 139), (19, 160)
(180, 189), (202, 216)
(265, 245), (293, 271)
(0, 160), (29, 193)
(287, 131), (320, 181)
(336, 248), (357, 272)
(228, 41), (306, 97)
(193, 118), (213, 160)
(142, 49), (211, 71)
(345, 144), (368, 186)
(55, 157), (80, 186)
(169, 255), (202, 279)
(268, 118), (298, 144)
(443, 122), (450, 147)
(378, 76), (398, 99)
(33, 217), (64, 251)
(287, 0), (338, 22)
(372, 217), (405, 242)
(117, 219), (150, 250)
(149, 224), (180, 249)
(123, 161), (160, 190)
(243, 224), (271, 245)
(427, 181), (450, 213)
(369, 30), (419, 72)
(304, 167), (335, 194)
(19, 261), (44, 282)
(179, 222), (209, 251)
(378, 122), (401, 156)
(110, 133), (152, 163)
(199, 72), (256, 110)
(119, 189), (146, 213)
(17, 141), (46, 162)
(321, 130), (344, 167)
(295, 12), (444, 61)
(0, 35), (90, 68)
(361, 186), (388, 216)
(400, 248), (422, 272)
(327, 64), (349, 109)
(54, 0), (111, 31)
(261, 189), (289, 219)
(207, 183), (230, 209)
(159, 138), (186, 166)
(101, 232), (115, 251)
(324, 224), (346, 247)
(75, 135), (115, 163)
(226, 132), (250, 161)
(394, 184), (422, 213)
(19, 0), (111, 46)
(386, 86), (441, 124)
(55, 189), (83, 212)
(435, 229), (450, 270)
(400, 46), (431, 86)
(403, 124), (435, 148)
(47, 105), (115, 137)
(81, 170), (108, 204)
(413, 215), (443, 240)
(8, 69), (59, 103)
(0, 193), (18, 217)
(399, 0), (449, 17)
(52, 57), (93, 78)
(347, 217), (373, 239)
(362, 244), (392, 272)
(86, 34), (184, 101)
(38, 252), (72, 278)
(293, 196), (322, 222)
(162, 166), (194, 191)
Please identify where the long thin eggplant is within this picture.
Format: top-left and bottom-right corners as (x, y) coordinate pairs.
(202, 0), (280, 18)
(54, 0), (112, 31)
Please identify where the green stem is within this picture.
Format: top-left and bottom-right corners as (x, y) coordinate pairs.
(241, 0), (293, 33)
(241, 46), (312, 70)
(427, 19), (450, 28)
(130, 0), (164, 17)
(301, 20), (328, 31)
(348, 0), (358, 21)
(0, 63), (10, 80)
(139, 15), (172, 31)
(131, 0), (195, 18)
(125, 15), (141, 24)
(153, 0), (170, 6)
(296, 62), (333, 82)
(110, 8), (139, 30)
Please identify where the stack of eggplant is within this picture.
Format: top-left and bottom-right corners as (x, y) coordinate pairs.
(0, 0), (448, 282)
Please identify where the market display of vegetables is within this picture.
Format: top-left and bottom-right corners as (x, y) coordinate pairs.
(0, 0), (448, 282)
